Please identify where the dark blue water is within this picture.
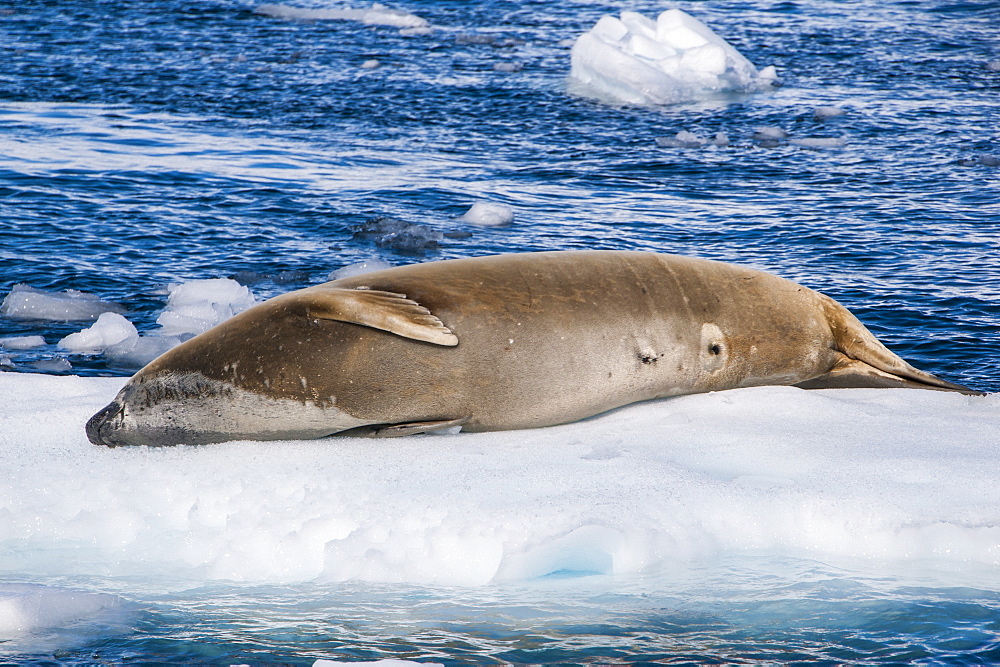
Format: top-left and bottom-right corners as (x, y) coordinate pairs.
(1, 0), (999, 663)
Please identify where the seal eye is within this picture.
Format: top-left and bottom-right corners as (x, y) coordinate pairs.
(709, 344), (721, 355)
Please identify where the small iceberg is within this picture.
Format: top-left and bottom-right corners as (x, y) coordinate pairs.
(569, 9), (777, 106)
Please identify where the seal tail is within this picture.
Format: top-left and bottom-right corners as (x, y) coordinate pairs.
(795, 295), (980, 394)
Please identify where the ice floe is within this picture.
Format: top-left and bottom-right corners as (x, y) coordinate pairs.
(0, 373), (996, 588)
(569, 9), (776, 106)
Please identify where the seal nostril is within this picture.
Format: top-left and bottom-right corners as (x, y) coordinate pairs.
(86, 402), (122, 446)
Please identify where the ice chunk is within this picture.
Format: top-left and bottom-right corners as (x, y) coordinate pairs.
(657, 130), (706, 148)
(30, 358), (71, 373)
(814, 105), (845, 119)
(493, 62), (523, 73)
(317, 660), (441, 667)
(0, 285), (125, 322)
(155, 279), (256, 337)
(791, 137), (846, 149)
(460, 202), (515, 227)
(0, 584), (120, 638)
(0, 335), (45, 350)
(255, 3), (429, 30)
(352, 217), (442, 254)
(570, 8), (775, 106)
(328, 258), (394, 280)
(58, 312), (137, 354)
(105, 333), (187, 370)
(360, 59), (380, 69)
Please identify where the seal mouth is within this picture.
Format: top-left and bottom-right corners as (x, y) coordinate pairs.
(86, 401), (124, 447)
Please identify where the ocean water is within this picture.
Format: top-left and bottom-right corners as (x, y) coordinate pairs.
(1, 0), (999, 663)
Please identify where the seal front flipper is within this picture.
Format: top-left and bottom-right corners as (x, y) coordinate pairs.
(338, 417), (471, 438)
(296, 287), (458, 346)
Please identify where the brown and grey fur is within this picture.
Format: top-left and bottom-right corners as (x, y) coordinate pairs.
(87, 251), (974, 446)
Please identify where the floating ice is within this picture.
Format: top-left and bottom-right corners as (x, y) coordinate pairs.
(493, 62), (523, 73)
(791, 137), (846, 149)
(255, 3), (429, 30)
(58, 312), (136, 354)
(0, 373), (997, 588)
(0, 584), (121, 639)
(0, 335), (45, 350)
(315, 661), (441, 667)
(29, 359), (72, 373)
(53, 279), (257, 369)
(328, 258), (393, 280)
(569, 9), (775, 106)
(352, 217), (442, 254)
(155, 279), (256, 337)
(657, 130), (729, 148)
(0, 285), (125, 322)
(360, 59), (380, 69)
(460, 202), (515, 227)
(814, 105), (845, 119)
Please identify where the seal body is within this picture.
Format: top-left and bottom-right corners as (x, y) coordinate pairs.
(87, 251), (972, 446)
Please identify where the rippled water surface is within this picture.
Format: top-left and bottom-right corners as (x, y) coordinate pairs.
(1, 0), (999, 662)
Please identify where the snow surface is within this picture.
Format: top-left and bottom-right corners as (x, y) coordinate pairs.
(569, 9), (776, 106)
(0, 373), (996, 592)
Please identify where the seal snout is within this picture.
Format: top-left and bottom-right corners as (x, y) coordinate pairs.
(86, 401), (124, 447)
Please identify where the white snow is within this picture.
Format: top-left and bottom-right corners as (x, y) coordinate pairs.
(0, 373), (996, 590)
(460, 202), (515, 227)
(255, 3), (429, 30)
(0, 285), (125, 322)
(0, 335), (45, 350)
(328, 258), (394, 280)
(569, 9), (775, 106)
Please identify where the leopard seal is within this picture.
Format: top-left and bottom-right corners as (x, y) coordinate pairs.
(86, 250), (974, 446)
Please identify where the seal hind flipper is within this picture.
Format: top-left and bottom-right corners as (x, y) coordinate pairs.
(818, 295), (976, 393)
(795, 355), (979, 394)
(300, 287), (458, 346)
